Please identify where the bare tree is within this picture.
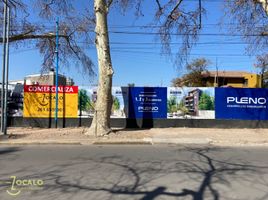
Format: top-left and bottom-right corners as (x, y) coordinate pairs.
(86, 0), (113, 136)
(0, 0), (95, 74)
(224, 0), (268, 54)
(255, 54), (268, 87)
(1, 0), (204, 136)
(87, 0), (204, 136)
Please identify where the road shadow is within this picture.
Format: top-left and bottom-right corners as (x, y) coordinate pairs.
(0, 147), (20, 155)
(1, 146), (268, 199)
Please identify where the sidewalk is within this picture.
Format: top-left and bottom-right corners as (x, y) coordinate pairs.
(1, 127), (268, 146)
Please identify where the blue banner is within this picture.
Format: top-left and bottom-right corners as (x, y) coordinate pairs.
(215, 88), (268, 120)
(128, 87), (167, 119)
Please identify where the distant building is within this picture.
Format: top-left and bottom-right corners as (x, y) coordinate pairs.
(201, 71), (262, 88)
(24, 69), (74, 86)
(0, 82), (23, 116)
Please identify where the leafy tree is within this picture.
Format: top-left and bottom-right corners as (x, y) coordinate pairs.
(112, 96), (120, 111)
(172, 58), (211, 87)
(167, 96), (178, 113)
(128, 83), (135, 87)
(78, 89), (91, 111)
(198, 93), (214, 110)
(178, 99), (188, 116)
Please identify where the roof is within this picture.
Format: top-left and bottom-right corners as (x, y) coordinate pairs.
(202, 71), (250, 78)
(25, 71), (66, 78)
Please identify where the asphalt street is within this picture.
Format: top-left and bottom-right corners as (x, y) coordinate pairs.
(0, 145), (268, 200)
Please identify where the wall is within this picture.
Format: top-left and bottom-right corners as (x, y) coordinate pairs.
(6, 117), (268, 129)
(244, 73), (262, 88)
(25, 72), (67, 86)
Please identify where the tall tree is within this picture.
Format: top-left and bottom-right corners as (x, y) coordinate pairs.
(1, 0), (204, 136)
(254, 54), (268, 87)
(88, 0), (204, 136)
(172, 58), (211, 87)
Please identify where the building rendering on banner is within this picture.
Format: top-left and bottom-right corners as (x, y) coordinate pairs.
(184, 89), (202, 116)
(201, 71), (262, 88)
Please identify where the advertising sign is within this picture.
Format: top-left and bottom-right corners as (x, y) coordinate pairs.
(215, 88), (268, 120)
(23, 85), (78, 118)
(167, 87), (215, 119)
(128, 87), (167, 119)
(79, 86), (128, 118)
(111, 87), (129, 118)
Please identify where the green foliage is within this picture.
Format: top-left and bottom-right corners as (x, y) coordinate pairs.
(167, 96), (178, 113)
(178, 99), (189, 115)
(186, 58), (211, 72)
(78, 89), (91, 111)
(198, 93), (214, 110)
(113, 96), (120, 111)
(172, 58), (211, 87)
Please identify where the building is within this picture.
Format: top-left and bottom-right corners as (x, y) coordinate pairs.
(24, 69), (74, 86)
(201, 71), (262, 88)
(184, 89), (202, 116)
(0, 82), (23, 116)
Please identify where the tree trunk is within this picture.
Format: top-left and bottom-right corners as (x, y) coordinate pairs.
(86, 0), (113, 137)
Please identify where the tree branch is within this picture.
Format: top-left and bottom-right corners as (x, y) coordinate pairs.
(168, 0), (184, 20)
(106, 0), (114, 12)
(155, 0), (162, 11)
(0, 32), (68, 43)
(107, 0), (113, 9)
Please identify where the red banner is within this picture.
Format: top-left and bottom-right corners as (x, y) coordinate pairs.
(24, 85), (78, 94)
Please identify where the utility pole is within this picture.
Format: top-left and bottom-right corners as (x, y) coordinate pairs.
(3, 6), (10, 135)
(55, 18), (59, 128)
(1, 0), (8, 134)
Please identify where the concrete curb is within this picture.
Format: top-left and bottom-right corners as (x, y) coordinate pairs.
(144, 138), (212, 145)
(92, 141), (152, 145)
(0, 141), (83, 145)
(1, 138), (268, 146)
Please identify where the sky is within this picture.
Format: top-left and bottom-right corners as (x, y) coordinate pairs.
(1, 0), (263, 87)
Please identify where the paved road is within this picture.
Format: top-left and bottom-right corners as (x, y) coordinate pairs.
(0, 145), (268, 200)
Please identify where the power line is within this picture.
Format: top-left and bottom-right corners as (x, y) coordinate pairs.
(109, 30), (267, 37)
(2, 46), (256, 58)
(111, 49), (256, 57)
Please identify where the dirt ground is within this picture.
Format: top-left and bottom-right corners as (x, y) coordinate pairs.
(3, 127), (268, 146)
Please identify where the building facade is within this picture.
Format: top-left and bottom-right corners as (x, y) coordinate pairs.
(202, 71), (262, 88)
(24, 70), (73, 86)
